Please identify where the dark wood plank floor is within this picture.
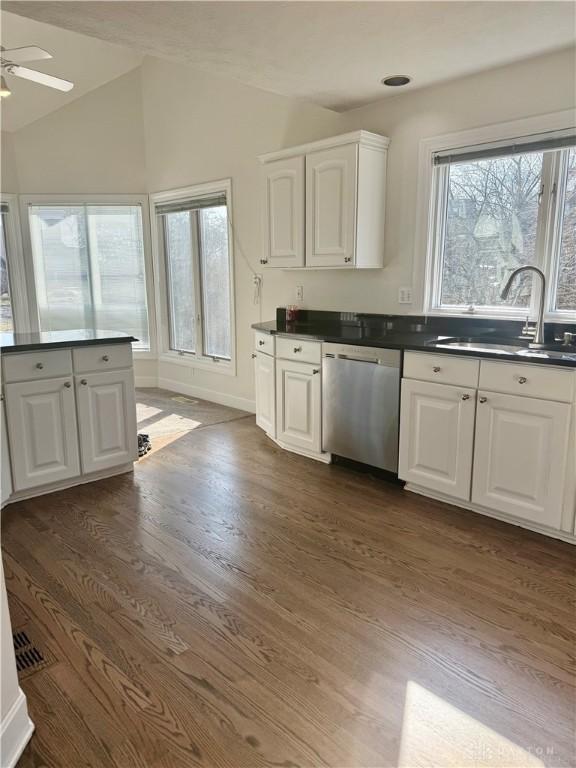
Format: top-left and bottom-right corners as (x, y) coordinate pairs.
(2, 392), (575, 767)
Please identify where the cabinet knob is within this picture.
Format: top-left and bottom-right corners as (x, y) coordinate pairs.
(344, 256), (352, 263)
(258, 340), (265, 346)
(36, 362), (44, 370)
(80, 379), (87, 386)
(312, 368), (320, 375)
(479, 396), (487, 403)
(102, 355), (110, 362)
(251, 353), (257, 359)
(433, 366), (441, 373)
(260, 259), (268, 265)
(518, 376), (527, 384)
(64, 381), (71, 388)
(461, 393), (470, 400)
(293, 346), (302, 353)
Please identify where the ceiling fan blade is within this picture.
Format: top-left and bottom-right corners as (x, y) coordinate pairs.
(1, 46), (53, 63)
(6, 65), (73, 92)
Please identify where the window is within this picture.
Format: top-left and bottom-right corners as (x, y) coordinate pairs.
(426, 132), (576, 318)
(0, 204), (14, 332)
(153, 181), (234, 369)
(27, 203), (150, 349)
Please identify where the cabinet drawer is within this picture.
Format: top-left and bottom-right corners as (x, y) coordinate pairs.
(403, 352), (479, 388)
(3, 349), (72, 383)
(276, 336), (321, 364)
(254, 331), (275, 356)
(72, 343), (133, 373)
(479, 360), (575, 403)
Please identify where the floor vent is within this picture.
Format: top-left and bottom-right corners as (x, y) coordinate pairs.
(13, 628), (55, 678)
(171, 395), (199, 405)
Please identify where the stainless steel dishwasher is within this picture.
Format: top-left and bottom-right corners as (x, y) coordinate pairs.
(322, 342), (401, 473)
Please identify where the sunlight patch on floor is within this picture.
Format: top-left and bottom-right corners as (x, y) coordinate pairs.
(398, 682), (545, 767)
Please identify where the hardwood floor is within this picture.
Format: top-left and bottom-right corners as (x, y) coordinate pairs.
(2, 391), (575, 767)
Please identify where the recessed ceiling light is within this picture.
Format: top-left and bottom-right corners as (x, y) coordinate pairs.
(381, 75), (411, 87)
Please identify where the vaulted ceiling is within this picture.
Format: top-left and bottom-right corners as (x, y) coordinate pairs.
(2, 1), (574, 131)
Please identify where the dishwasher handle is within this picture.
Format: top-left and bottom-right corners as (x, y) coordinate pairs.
(324, 352), (380, 364)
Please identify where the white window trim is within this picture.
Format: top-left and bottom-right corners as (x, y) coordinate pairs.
(0, 193), (30, 333)
(18, 194), (157, 355)
(413, 109), (576, 321)
(149, 179), (237, 377)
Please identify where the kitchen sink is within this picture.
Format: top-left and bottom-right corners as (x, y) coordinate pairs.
(431, 337), (576, 356)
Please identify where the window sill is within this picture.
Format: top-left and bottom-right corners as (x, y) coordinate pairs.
(425, 308), (576, 323)
(158, 352), (236, 377)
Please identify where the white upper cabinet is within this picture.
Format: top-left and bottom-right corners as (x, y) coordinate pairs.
(306, 144), (357, 267)
(472, 391), (571, 529)
(259, 131), (389, 269)
(261, 156), (304, 268)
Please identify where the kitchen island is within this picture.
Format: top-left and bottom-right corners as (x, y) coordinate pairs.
(1, 330), (138, 506)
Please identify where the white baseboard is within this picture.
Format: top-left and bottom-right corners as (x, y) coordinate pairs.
(405, 483), (576, 544)
(135, 376), (158, 388)
(0, 689), (34, 768)
(157, 377), (256, 414)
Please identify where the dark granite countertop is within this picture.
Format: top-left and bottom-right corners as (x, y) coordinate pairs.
(1, 329), (138, 353)
(253, 311), (576, 368)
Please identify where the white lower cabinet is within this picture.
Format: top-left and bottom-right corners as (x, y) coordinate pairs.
(5, 376), (80, 491)
(76, 369), (137, 474)
(399, 379), (476, 501)
(1, 397), (13, 505)
(276, 358), (321, 454)
(254, 351), (276, 438)
(472, 391), (570, 529)
(400, 351), (576, 539)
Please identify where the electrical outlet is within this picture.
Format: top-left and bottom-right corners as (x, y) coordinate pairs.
(398, 286), (413, 304)
(296, 285), (304, 303)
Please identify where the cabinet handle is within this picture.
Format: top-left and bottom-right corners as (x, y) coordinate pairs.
(293, 346), (302, 353)
(433, 366), (441, 373)
(102, 354), (110, 362)
(36, 362), (44, 370)
(517, 376), (527, 384)
(260, 259), (268, 265)
(479, 396), (487, 403)
(80, 379), (87, 386)
(64, 381), (71, 388)
(312, 368), (319, 375)
(251, 353), (257, 359)
(344, 256), (352, 263)
(258, 340), (265, 346)
(461, 393), (470, 400)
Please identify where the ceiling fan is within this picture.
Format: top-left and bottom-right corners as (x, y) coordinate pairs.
(0, 45), (74, 98)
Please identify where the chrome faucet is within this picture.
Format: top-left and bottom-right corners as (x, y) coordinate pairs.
(501, 266), (546, 346)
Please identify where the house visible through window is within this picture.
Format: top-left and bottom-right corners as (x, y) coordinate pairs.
(0, 204), (14, 333)
(155, 186), (232, 364)
(427, 135), (576, 318)
(27, 204), (150, 348)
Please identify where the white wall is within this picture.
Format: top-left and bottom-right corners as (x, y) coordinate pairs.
(1, 132), (19, 192)
(274, 46), (576, 316)
(12, 67), (147, 194)
(6, 46), (576, 409)
(140, 55), (343, 408)
(0, 560), (34, 767)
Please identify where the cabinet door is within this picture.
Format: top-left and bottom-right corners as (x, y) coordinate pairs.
(262, 157), (305, 268)
(398, 379), (476, 500)
(472, 391), (570, 529)
(1, 398), (12, 505)
(276, 359), (321, 453)
(254, 351), (276, 438)
(5, 376), (80, 491)
(306, 144), (357, 267)
(76, 369), (137, 474)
